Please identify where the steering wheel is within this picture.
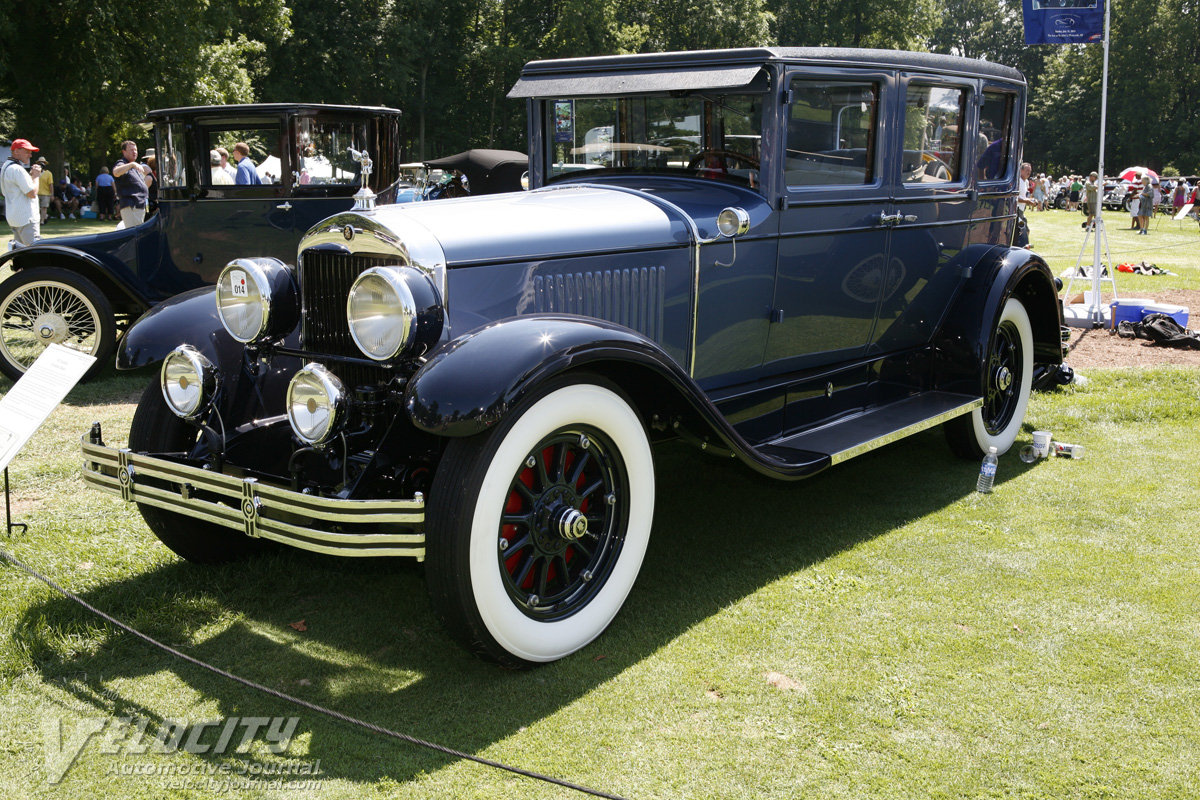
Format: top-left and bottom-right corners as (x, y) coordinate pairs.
(687, 149), (760, 174)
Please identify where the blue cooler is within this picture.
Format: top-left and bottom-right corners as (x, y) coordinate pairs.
(1110, 299), (1190, 328)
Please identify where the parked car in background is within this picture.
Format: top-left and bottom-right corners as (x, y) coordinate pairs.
(419, 148), (527, 200)
(1102, 179), (1135, 211)
(0, 103), (403, 382)
(84, 48), (1063, 667)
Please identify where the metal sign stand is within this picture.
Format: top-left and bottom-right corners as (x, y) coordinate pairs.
(5, 467), (27, 536)
(1063, 0), (1116, 329)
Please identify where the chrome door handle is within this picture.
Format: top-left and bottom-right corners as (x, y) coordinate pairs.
(877, 212), (917, 226)
(276, 202), (293, 211)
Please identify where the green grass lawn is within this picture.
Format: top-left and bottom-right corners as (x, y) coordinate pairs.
(1027, 202), (1200, 293)
(0, 214), (1198, 798)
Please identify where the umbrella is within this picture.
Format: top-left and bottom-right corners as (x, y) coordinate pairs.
(1117, 166), (1158, 183)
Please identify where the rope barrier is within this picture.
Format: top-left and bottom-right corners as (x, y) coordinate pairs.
(0, 545), (631, 800)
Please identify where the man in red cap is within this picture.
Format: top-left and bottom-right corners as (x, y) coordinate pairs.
(2, 138), (44, 248)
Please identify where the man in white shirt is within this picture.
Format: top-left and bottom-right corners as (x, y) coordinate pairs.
(1015, 162), (1034, 247)
(2, 138), (43, 248)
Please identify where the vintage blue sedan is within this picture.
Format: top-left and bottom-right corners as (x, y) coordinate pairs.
(0, 103), (404, 381)
(84, 48), (1063, 667)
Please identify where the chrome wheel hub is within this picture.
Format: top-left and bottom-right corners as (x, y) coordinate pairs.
(996, 365), (1012, 392)
(34, 313), (68, 343)
(553, 505), (589, 541)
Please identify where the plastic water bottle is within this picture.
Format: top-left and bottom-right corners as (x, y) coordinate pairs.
(976, 447), (998, 493)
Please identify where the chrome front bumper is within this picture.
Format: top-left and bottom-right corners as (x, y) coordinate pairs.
(82, 438), (425, 559)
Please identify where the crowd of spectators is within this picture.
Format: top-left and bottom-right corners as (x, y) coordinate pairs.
(1022, 169), (1200, 232)
(13, 142), (161, 228)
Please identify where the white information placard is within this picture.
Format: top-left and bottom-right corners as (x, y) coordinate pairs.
(0, 344), (97, 471)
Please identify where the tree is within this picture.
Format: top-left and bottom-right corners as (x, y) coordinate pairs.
(773, 0), (935, 49)
(0, 0), (289, 176)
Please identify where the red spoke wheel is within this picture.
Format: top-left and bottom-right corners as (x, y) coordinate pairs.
(426, 375), (654, 668)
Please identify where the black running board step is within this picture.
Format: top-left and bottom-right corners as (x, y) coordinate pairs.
(760, 391), (981, 466)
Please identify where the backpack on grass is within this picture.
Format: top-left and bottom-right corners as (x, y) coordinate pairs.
(1116, 313), (1200, 349)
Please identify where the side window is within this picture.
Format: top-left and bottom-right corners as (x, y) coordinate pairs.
(202, 124), (284, 187)
(785, 80), (879, 188)
(296, 118), (367, 188)
(155, 122), (186, 189)
(902, 84), (968, 184)
(977, 92), (1014, 182)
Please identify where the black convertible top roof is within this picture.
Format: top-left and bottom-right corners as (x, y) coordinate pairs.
(509, 47), (1024, 99)
(144, 103), (401, 121)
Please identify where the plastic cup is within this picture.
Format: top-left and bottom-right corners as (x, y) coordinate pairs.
(1032, 430), (1052, 459)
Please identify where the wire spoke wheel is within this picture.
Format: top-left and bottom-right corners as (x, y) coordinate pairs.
(0, 268), (114, 382)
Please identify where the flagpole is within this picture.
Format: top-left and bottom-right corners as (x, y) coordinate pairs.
(1090, 0), (1114, 326)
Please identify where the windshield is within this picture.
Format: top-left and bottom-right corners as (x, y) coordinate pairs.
(544, 94), (764, 192)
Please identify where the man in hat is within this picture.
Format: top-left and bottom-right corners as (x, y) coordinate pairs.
(1083, 171), (1099, 231)
(209, 150), (233, 185)
(2, 138), (44, 248)
(36, 156), (54, 224)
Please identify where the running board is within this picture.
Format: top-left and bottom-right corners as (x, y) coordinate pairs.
(758, 392), (981, 466)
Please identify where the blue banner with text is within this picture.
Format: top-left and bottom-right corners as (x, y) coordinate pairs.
(1022, 0), (1104, 45)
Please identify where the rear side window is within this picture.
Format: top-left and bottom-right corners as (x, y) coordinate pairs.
(902, 84), (968, 184)
(785, 80), (879, 188)
(202, 123), (284, 187)
(977, 92), (1015, 182)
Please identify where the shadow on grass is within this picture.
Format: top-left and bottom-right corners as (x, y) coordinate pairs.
(12, 425), (1034, 789)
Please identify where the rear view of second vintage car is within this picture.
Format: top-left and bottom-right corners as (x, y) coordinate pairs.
(83, 48), (1063, 668)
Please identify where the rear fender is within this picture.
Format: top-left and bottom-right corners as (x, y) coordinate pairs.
(934, 246), (1062, 395)
(0, 244), (149, 313)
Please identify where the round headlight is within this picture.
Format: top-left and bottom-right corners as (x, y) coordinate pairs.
(160, 345), (218, 420)
(287, 363), (347, 445)
(717, 207), (751, 238)
(216, 258), (296, 344)
(346, 267), (418, 360)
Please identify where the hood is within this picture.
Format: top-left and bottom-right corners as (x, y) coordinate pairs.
(367, 185), (694, 265)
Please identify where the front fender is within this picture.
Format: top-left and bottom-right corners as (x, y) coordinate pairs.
(405, 315), (680, 437)
(404, 315), (833, 481)
(117, 286), (241, 369)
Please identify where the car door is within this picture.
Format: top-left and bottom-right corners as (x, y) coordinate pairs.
(871, 75), (978, 356)
(767, 71), (893, 375)
(162, 113), (298, 287)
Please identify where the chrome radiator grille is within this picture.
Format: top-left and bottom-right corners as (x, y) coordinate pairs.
(299, 250), (403, 387)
